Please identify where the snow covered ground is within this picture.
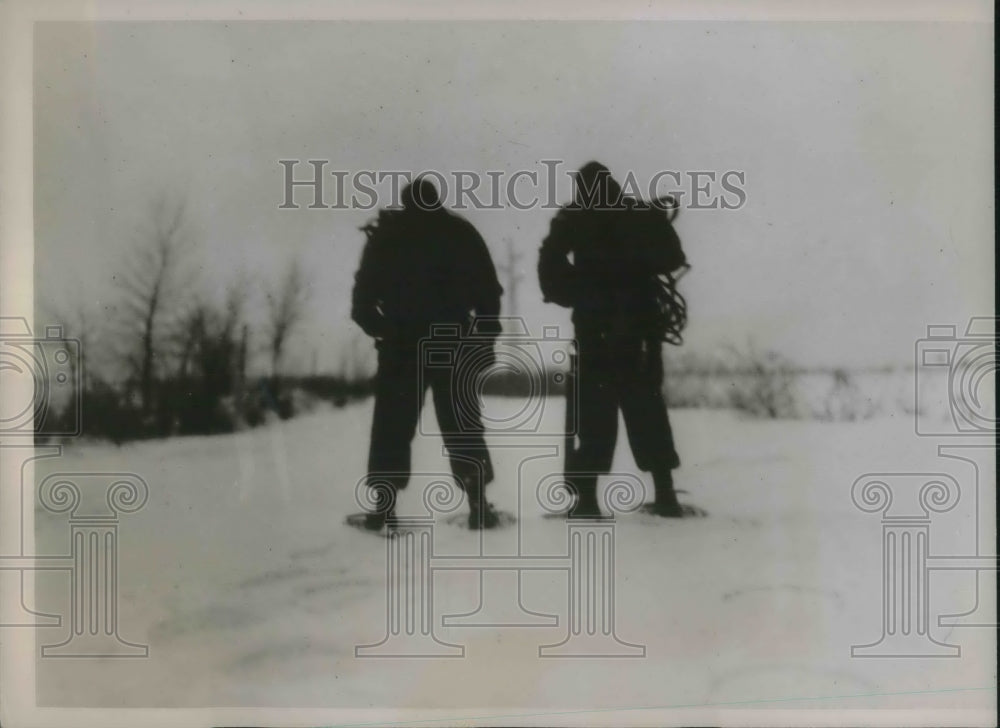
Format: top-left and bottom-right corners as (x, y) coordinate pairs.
(30, 397), (996, 720)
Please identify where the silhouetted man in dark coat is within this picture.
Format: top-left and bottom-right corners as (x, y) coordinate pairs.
(352, 177), (503, 530)
(538, 162), (685, 517)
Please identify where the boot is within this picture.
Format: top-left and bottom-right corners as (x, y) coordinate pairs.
(651, 468), (684, 518)
(363, 483), (396, 531)
(467, 498), (501, 530)
(460, 471), (502, 530)
(568, 475), (603, 519)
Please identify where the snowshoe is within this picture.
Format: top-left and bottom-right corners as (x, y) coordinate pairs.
(345, 509), (396, 535)
(467, 501), (502, 530)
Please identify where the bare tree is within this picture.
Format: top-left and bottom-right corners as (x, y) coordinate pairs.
(115, 196), (193, 414)
(222, 276), (250, 394)
(265, 257), (309, 382)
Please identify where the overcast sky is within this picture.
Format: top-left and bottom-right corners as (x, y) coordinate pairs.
(34, 20), (993, 372)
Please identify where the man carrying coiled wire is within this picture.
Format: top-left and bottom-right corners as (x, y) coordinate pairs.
(538, 161), (690, 518)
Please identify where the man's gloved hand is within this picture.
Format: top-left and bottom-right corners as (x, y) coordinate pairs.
(367, 315), (395, 342)
(479, 340), (497, 368)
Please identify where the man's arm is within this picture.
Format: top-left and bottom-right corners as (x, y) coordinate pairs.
(351, 232), (388, 339)
(537, 210), (578, 308)
(461, 219), (504, 337)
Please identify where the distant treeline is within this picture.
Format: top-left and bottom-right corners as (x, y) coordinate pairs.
(38, 191), (894, 444)
(37, 195), (323, 444)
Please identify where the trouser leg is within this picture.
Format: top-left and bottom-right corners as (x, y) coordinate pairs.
(618, 339), (683, 514)
(569, 339), (618, 516)
(429, 365), (494, 508)
(620, 338), (680, 476)
(366, 345), (424, 517)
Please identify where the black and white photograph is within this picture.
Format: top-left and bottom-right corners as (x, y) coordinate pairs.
(0, 1), (995, 726)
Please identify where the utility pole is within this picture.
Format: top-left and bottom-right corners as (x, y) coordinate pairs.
(497, 236), (523, 329)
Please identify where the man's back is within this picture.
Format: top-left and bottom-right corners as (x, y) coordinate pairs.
(353, 205), (502, 341)
(539, 201), (677, 339)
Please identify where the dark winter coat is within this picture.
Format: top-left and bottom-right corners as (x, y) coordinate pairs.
(538, 199), (685, 341)
(352, 207), (503, 342)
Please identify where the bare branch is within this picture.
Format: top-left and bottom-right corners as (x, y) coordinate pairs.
(111, 193), (195, 412)
(265, 257), (310, 377)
